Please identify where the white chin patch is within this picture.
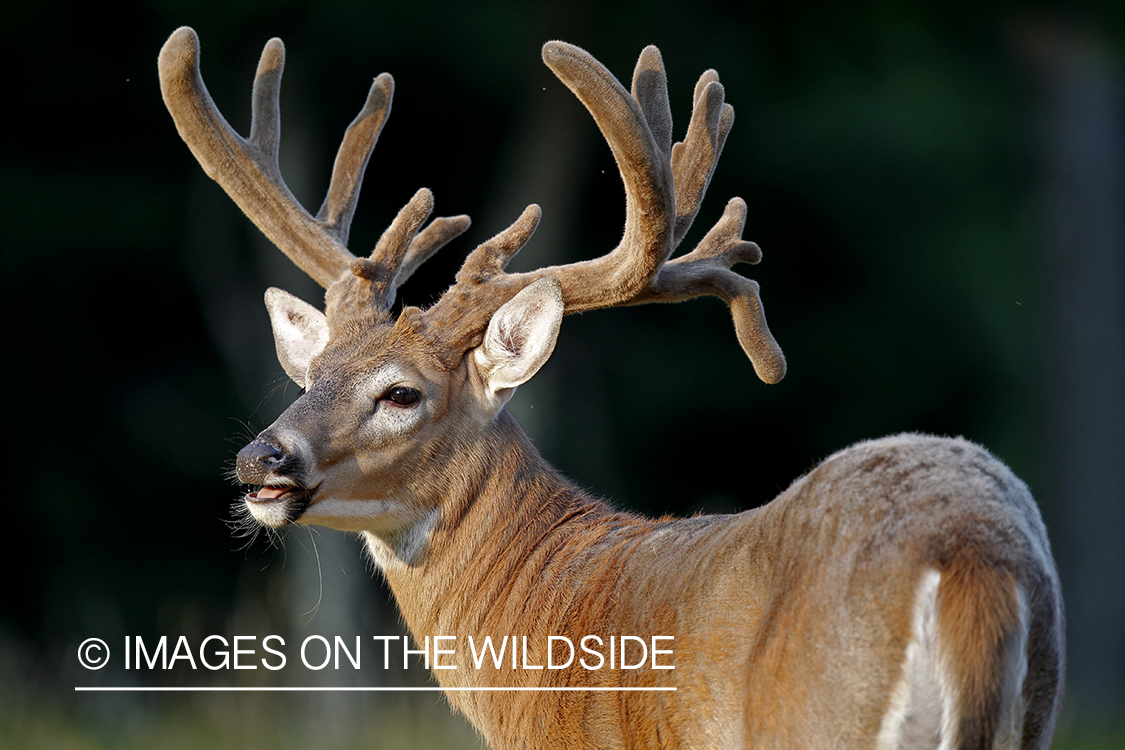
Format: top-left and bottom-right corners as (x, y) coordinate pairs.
(245, 494), (296, 528)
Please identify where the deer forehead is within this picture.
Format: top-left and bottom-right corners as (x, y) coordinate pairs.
(310, 316), (453, 387)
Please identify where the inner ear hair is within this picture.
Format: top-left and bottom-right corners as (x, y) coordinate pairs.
(480, 277), (564, 392)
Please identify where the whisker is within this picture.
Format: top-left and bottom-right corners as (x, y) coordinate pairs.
(300, 528), (325, 623)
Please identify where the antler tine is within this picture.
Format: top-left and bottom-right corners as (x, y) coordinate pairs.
(637, 198), (786, 383)
(456, 205), (543, 284)
(351, 188), (434, 303)
(247, 37), (283, 169)
(671, 72), (733, 246)
(396, 214), (473, 288)
(348, 189), (472, 308)
(632, 46), (673, 160)
(316, 72), (396, 246)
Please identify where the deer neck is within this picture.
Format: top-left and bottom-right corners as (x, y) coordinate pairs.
(364, 408), (621, 652)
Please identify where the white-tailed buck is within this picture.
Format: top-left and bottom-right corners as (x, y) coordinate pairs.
(159, 26), (1063, 749)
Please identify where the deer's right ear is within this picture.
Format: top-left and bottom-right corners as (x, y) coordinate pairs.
(264, 288), (329, 388)
(472, 277), (564, 410)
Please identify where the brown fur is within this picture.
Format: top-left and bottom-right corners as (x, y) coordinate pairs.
(362, 419), (1063, 749)
(938, 560), (1019, 749)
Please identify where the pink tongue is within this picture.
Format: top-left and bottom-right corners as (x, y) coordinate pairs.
(256, 487), (288, 500)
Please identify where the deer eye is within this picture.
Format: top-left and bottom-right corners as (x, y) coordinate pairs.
(383, 386), (421, 406)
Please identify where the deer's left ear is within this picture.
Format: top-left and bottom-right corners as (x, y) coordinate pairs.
(264, 288), (330, 388)
(473, 276), (564, 405)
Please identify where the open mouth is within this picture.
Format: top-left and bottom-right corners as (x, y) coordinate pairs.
(245, 485), (313, 523)
(248, 485), (300, 503)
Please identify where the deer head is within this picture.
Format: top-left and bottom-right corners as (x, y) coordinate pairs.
(158, 27), (785, 548)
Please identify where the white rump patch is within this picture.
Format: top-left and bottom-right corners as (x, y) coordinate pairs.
(877, 570), (1031, 750)
(876, 569), (950, 750)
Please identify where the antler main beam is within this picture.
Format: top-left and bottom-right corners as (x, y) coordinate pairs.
(544, 42), (785, 383)
(158, 27), (468, 301)
(428, 42), (786, 383)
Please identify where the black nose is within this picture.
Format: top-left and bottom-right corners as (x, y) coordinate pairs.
(236, 441), (285, 484)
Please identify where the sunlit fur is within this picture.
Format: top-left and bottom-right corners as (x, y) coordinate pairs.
(235, 287), (1064, 750)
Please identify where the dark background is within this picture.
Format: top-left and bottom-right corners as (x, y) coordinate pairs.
(2, 0), (1122, 746)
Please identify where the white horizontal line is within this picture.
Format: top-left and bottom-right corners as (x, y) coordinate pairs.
(75, 686), (676, 692)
